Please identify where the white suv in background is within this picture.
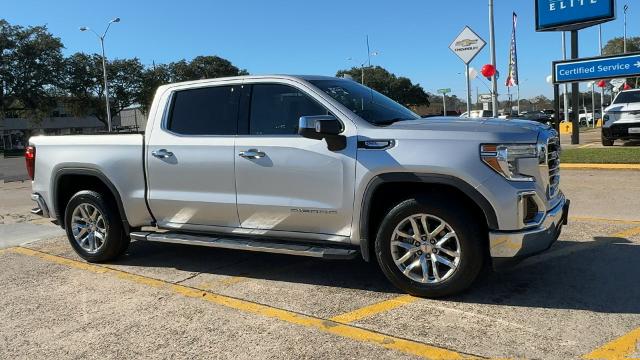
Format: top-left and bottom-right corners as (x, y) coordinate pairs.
(602, 89), (640, 146)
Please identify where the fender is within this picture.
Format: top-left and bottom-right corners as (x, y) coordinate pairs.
(358, 172), (499, 262)
(52, 167), (131, 233)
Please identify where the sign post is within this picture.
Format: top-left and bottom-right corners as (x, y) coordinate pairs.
(450, 27), (486, 116)
(437, 88), (452, 116)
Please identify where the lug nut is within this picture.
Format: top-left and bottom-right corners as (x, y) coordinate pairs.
(417, 251), (423, 255)
(430, 239), (436, 245)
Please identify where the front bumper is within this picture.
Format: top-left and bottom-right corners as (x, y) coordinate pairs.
(489, 195), (569, 262)
(602, 123), (640, 140)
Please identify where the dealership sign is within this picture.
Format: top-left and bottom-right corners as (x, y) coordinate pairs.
(449, 27), (486, 65)
(536, 0), (615, 32)
(553, 53), (640, 84)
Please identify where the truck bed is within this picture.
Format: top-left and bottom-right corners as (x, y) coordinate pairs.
(29, 134), (153, 227)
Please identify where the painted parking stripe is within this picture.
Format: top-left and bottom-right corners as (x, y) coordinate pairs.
(584, 327), (640, 359)
(7, 247), (476, 360)
(560, 163), (640, 171)
(570, 216), (640, 225)
(612, 226), (640, 239)
(330, 295), (418, 323)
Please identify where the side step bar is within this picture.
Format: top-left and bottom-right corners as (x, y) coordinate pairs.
(130, 231), (359, 260)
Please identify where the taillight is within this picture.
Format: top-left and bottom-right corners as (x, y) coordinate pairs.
(25, 146), (35, 180)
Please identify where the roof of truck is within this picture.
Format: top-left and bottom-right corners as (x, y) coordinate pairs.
(160, 75), (342, 89)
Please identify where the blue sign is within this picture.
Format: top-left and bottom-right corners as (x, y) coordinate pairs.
(536, 0), (615, 32)
(554, 53), (640, 84)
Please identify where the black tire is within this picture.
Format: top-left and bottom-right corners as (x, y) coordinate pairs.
(602, 136), (614, 146)
(64, 190), (129, 262)
(374, 195), (484, 298)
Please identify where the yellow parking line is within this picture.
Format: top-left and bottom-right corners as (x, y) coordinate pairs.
(560, 163), (640, 171)
(577, 143), (596, 149)
(8, 247), (475, 360)
(570, 216), (640, 225)
(330, 295), (418, 323)
(612, 226), (640, 239)
(583, 327), (640, 359)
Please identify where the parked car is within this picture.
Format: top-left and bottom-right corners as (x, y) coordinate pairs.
(521, 111), (553, 126)
(602, 89), (640, 146)
(27, 75), (569, 297)
(460, 110), (493, 118)
(578, 108), (601, 126)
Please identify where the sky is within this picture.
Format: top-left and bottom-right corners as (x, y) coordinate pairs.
(3, 0), (637, 101)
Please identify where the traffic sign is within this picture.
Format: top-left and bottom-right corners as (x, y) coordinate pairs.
(553, 52), (640, 84)
(437, 88), (451, 94)
(449, 27), (486, 65)
(478, 94), (493, 103)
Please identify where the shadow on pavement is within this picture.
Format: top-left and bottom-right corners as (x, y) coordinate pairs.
(111, 235), (638, 312)
(456, 236), (640, 314)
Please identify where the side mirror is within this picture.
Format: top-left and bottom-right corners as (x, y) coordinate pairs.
(298, 115), (343, 139)
(298, 115), (346, 151)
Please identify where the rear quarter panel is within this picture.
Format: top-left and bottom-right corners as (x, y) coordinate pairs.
(29, 134), (153, 227)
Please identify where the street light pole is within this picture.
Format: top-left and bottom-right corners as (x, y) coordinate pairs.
(624, 4), (629, 53)
(488, 0), (498, 117)
(599, 24), (605, 124)
(80, 17), (120, 132)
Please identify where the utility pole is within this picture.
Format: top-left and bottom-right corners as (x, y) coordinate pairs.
(442, 93), (447, 116)
(489, 0), (498, 117)
(624, 5), (629, 53)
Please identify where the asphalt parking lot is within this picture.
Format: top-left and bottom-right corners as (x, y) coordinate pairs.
(1, 170), (640, 359)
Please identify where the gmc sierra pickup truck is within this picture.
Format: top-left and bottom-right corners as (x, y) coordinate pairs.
(27, 75), (569, 297)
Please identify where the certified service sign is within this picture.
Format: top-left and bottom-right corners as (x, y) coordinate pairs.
(536, 0), (615, 32)
(449, 26), (486, 65)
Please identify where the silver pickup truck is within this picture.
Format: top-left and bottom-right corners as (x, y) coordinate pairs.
(27, 75), (569, 297)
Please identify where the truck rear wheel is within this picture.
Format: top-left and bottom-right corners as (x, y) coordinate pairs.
(602, 136), (614, 146)
(64, 190), (129, 262)
(374, 196), (484, 298)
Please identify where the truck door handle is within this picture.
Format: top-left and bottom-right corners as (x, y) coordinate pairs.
(152, 149), (174, 159)
(238, 149), (266, 159)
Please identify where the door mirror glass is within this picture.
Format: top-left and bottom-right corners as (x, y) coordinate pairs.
(298, 115), (342, 139)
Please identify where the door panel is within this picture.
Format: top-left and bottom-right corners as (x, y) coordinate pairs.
(235, 82), (357, 236)
(147, 84), (240, 229)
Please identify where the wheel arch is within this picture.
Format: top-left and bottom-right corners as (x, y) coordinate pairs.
(52, 168), (130, 233)
(358, 173), (498, 262)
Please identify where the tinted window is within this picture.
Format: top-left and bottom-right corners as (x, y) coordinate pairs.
(168, 86), (239, 135)
(249, 84), (327, 135)
(614, 91), (640, 104)
(309, 79), (420, 125)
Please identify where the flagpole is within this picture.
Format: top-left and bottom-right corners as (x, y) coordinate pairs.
(517, 85), (520, 114)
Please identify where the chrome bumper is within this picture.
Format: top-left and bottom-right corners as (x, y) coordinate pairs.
(31, 193), (50, 218)
(489, 195), (569, 258)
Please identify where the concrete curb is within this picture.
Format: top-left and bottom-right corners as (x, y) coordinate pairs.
(561, 163), (640, 171)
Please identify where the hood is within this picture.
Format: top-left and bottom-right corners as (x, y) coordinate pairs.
(368, 117), (547, 143)
(604, 103), (640, 124)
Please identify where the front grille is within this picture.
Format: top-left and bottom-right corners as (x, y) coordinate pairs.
(608, 123), (640, 138)
(547, 136), (560, 199)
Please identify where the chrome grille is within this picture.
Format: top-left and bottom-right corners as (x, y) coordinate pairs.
(547, 136), (560, 199)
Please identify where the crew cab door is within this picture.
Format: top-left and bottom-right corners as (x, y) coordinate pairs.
(146, 83), (241, 230)
(234, 81), (357, 237)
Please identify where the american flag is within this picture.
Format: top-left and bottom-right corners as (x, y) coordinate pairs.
(506, 12), (519, 87)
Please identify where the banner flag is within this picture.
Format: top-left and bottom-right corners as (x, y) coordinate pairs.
(506, 12), (519, 87)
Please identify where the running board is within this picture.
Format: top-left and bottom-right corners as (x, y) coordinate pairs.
(129, 231), (358, 260)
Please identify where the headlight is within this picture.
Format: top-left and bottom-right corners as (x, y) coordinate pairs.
(481, 144), (538, 181)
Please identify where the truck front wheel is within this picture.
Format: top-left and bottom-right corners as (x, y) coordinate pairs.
(64, 190), (129, 262)
(374, 196), (484, 298)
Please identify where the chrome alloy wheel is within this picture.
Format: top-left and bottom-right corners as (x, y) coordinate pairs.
(390, 214), (461, 284)
(71, 203), (107, 254)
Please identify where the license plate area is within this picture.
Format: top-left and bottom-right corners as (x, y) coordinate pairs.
(629, 128), (640, 134)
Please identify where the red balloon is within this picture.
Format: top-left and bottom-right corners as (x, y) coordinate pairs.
(481, 64), (497, 78)
(624, 83), (632, 90)
(597, 80), (607, 88)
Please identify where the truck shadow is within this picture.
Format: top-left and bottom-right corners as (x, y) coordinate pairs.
(114, 235), (639, 313)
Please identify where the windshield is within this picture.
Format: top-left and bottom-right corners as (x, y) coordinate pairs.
(309, 79), (421, 125)
(614, 91), (640, 104)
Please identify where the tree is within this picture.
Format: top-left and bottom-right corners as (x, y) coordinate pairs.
(336, 66), (430, 107)
(137, 63), (171, 115)
(63, 52), (144, 126)
(0, 19), (64, 120)
(169, 55), (248, 82)
(602, 36), (640, 55)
